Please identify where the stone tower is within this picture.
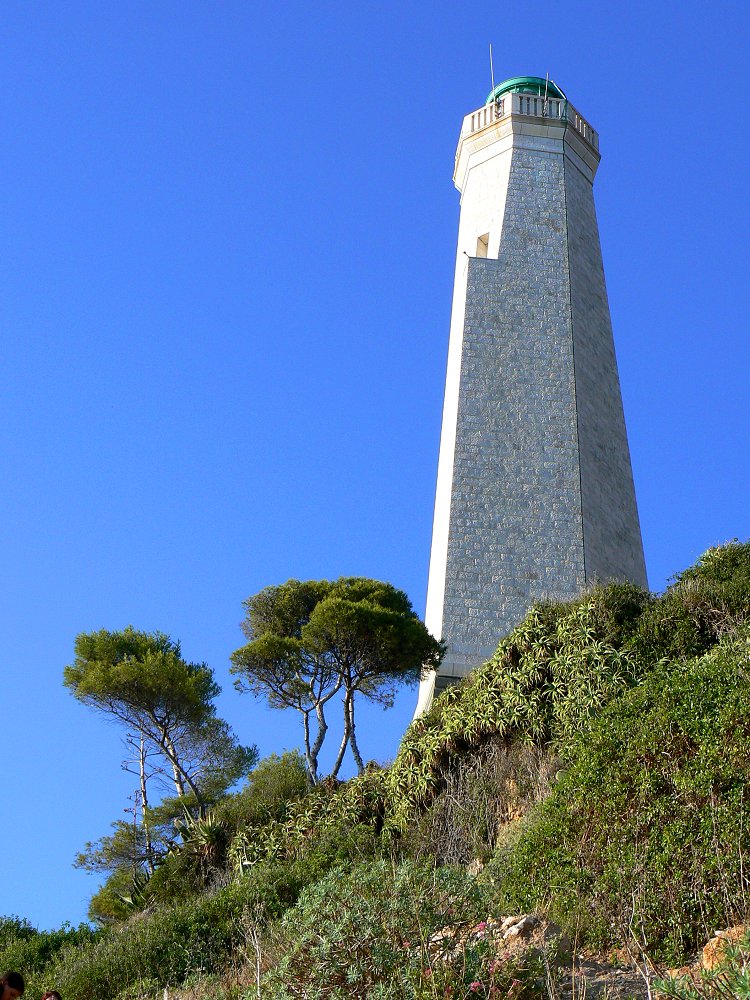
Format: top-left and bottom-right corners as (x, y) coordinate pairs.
(416, 77), (647, 714)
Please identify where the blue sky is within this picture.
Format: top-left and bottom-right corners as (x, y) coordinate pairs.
(2, 1), (748, 930)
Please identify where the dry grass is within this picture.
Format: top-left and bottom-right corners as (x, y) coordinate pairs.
(407, 738), (558, 866)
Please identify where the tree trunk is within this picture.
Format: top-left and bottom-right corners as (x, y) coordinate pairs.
(301, 708), (318, 785)
(139, 738), (156, 875)
(162, 730), (207, 816)
(309, 698), (332, 785)
(329, 692), (352, 780)
(347, 693), (364, 774)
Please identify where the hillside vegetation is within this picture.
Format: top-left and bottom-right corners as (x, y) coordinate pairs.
(5, 542), (750, 999)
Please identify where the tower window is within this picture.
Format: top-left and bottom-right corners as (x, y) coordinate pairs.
(476, 233), (489, 258)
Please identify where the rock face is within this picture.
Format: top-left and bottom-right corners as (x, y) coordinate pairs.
(701, 924), (749, 971)
(658, 924), (750, 997)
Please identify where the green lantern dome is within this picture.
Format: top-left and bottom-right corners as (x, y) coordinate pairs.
(485, 76), (566, 105)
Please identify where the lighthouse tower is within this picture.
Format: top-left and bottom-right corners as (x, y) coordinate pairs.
(417, 77), (647, 714)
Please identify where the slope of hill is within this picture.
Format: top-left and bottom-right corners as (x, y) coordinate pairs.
(4, 542), (750, 999)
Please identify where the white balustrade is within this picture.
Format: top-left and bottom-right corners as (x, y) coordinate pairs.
(461, 93), (599, 152)
(467, 99), (504, 135)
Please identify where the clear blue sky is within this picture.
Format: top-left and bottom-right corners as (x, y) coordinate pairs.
(2, 1), (748, 930)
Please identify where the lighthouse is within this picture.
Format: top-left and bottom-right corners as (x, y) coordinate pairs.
(417, 77), (647, 714)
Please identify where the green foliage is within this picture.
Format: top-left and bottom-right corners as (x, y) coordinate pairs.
(64, 627), (218, 725)
(386, 583), (648, 832)
(488, 630), (750, 962)
(33, 852), (349, 1000)
(87, 867), (149, 925)
(89, 753), (311, 917)
(0, 918), (98, 983)
(174, 810), (232, 882)
(677, 539), (750, 593)
(0, 915), (36, 949)
(630, 541), (750, 666)
(260, 859), (491, 999)
(212, 751), (309, 832)
(112, 975), (162, 1000)
(229, 765), (388, 874)
(75, 818), (171, 877)
(297, 577), (445, 707)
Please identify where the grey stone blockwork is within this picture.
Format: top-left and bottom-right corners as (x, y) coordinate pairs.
(565, 156), (648, 589)
(438, 142), (646, 681)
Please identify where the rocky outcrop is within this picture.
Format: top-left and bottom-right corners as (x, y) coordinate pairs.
(701, 924), (749, 971)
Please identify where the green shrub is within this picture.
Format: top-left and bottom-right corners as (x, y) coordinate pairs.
(112, 976), (161, 1000)
(260, 859), (493, 999)
(0, 918), (98, 981)
(89, 752), (312, 920)
(0, 915), (36, 948)
(630, 541), (750, 667)
(228, 764), (388, 874)
(678, 540), (750, 593)
(488, 630), (750, 963)
(213, 751), (309, 832)
(87, 866), (151, 925)
(35, 824), (382, 1000)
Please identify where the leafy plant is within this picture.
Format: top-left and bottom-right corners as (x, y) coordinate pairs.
(260, 859), (491, 998)
(0, 919), (99, 980)
(488, 629), (750, 962)
(630, 541), (750, 667)
(228, 765), (388, 875)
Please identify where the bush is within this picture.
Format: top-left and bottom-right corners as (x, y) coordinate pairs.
(213, 751), (310, 832)
(34, 821), (385, 1000)
(487, 630), (750, 963)
(655, 929), (750, 998)
(260, 859), (494, 998)
(630, 541), (750, 666)
(0, 918), (98, 982)
(88, 752), (313, 921)
(678, 540), (750, 594)
(228, 765), (387, 874)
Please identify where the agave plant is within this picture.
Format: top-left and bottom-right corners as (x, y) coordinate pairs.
(116, 868), (151, 912)
(175, 809), (230, 880)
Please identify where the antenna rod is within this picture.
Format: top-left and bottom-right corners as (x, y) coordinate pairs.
(489, 43), (495, 99)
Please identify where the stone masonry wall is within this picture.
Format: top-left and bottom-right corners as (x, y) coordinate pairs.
(564, 152), (648, 588)
(440, 145), (587, 677)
